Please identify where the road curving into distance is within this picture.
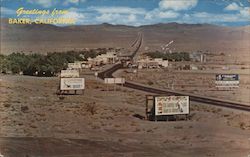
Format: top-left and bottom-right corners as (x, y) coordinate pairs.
(98, 32), (250, 112)
(98, 63), (250, 112)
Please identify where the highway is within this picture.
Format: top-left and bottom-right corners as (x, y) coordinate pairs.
(98, 63), (250, 112)
(98, 33), (250, 112)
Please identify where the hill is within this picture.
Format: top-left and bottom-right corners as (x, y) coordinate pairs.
(0, 18), (249, 54)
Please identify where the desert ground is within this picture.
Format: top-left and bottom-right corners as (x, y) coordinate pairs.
(118, 51), (250, 105)
(1, 20), (250, 157)
(118, 68), (250, 104)
(0, 72), (250, 157)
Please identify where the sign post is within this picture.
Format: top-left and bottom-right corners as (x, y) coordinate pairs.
(94, 72), (98, 80)
(61, 70), (79, 78)
(68, 62), (82, 69)
(215, 74), (239, 89)
(58, 69), (85, 95)
(59, 78), (85, 95)
(154, 96), (189, 121)
(104, 78), (125, 93)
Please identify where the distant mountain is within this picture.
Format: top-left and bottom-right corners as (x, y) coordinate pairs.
(0, 18), (249, 54)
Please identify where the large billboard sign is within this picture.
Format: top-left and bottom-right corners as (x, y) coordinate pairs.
(155, 96), (189, 116)
(104, 78), (125, 84)
(60, 78), (85, 90)
(215, 74), (239, 87)
(60, 70), (79, 78)
(68, 62), (82, 69)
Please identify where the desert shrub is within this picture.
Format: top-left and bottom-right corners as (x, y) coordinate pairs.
(1, 50), (97, 76)
(21, 106), (29, 113)
(147, 80), (154, 85)
(85, 102), (97, 115)
(146, 51), (190, 61)
(1, 48), (116, 76)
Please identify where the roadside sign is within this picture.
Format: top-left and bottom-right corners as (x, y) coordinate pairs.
(114, 78), (125, 84)
(215, 74), (239, 87)
(60, 78), (85, 90)
(104, 78), (125, 84)
(60, 70), (79, 78)
(104, 78), (113, 84)
(68, 62), (82, 69)
(94, 72), (98, 77)
(155, 96), (189, 116)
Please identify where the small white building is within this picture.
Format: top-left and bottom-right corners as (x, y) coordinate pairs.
(137, 57), (168, 69)
(88, 51), (118, 66)
(68, 61), (92, 70)
(190, 52), (206, 63)
(154, 58), (168, 68)
(190, 64), (198, 70)
(79, 61), (91, 69)
(160, 60), (169, 68)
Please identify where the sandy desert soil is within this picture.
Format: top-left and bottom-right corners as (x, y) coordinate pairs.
(0, 74), (250, 157)
(119, 66), (250, 104)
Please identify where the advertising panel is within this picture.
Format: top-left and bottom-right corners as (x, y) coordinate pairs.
(68, 62), (82, 69)
(60, 78), (85, 90)
(104, 78), (114, 84)
(60, 70), (79, 78)
(155, 96), (189, 116)
(114, 78), (125, 84)
(215, 74), (239, 87)
(104, 78), (125, 84)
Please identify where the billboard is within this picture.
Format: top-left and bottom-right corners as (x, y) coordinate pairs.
(104, 78), (125, 84)
(68, 62), (82, 69)
(60, 78), (85, 90)
(60, 70), (79, 78)
(215, 74), (239, 87)
(155, 96), (189, 116)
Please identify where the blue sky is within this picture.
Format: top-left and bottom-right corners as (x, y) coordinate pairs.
(1, 0), (249, 26)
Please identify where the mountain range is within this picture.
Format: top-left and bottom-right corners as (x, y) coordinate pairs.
(1, 18), (249, 55)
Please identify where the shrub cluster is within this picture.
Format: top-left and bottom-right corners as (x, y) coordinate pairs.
(0, 50), (107, 76)
(146, 51), (190, 61)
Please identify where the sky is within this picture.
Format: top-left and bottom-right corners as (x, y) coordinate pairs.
(0, 0), (249, 26)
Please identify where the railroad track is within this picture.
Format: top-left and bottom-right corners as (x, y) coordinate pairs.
(98, 63), (250, 112)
